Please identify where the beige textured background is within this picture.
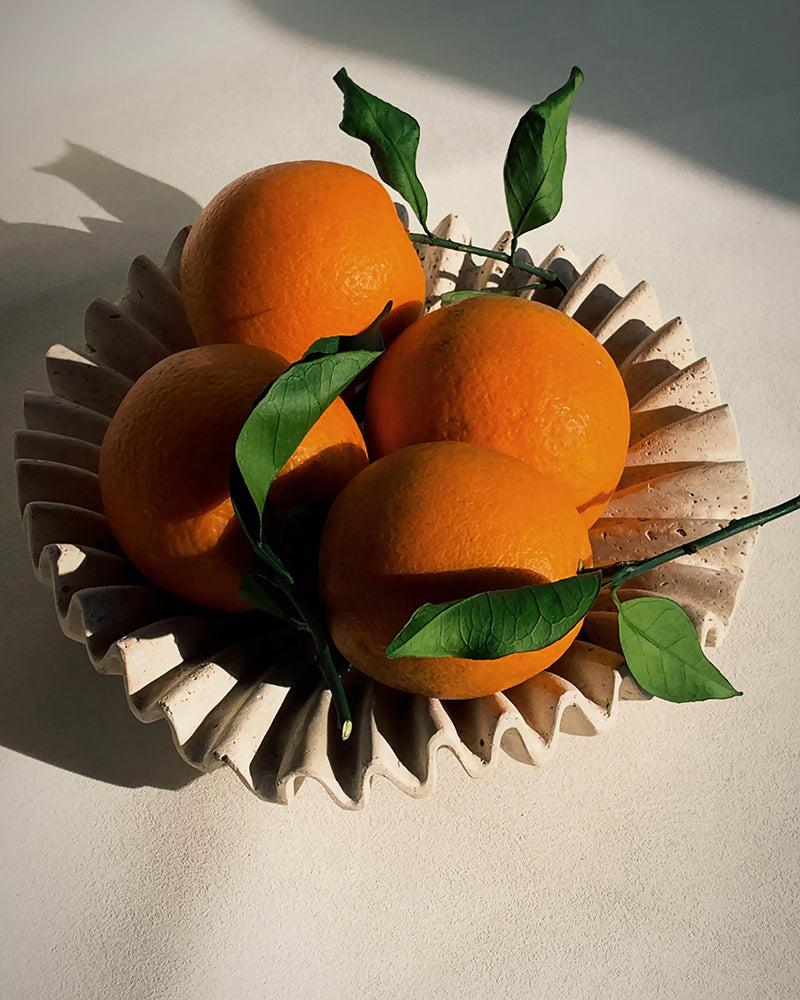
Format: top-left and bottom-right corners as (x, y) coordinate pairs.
(2, 2), (799, 997)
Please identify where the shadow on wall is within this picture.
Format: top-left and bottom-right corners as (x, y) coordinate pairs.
(2, 144), (201, 789)
(244, 0), (800, 205)
(0, 142), (200, 362)
(0, 144), (201, 451)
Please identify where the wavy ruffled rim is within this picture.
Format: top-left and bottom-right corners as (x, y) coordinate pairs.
(15, 217), (757, 808)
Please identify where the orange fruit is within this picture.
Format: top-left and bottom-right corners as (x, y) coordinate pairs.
(318, 441), (592, 699)
(99, 343), (368, 613)
(365, 296), (630, 526)
(179, 160), (426, 362)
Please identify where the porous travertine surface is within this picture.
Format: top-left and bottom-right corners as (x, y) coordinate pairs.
(15, 220), (756, 808)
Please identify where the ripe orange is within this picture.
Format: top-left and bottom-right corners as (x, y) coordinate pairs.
(99, 344), (368, 613)
(318, 441), (592, 699)
(179, 160), (426, 362)
(365, 296), (630, 526)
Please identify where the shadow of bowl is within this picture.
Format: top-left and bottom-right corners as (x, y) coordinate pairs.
(2, 144), (202, 789)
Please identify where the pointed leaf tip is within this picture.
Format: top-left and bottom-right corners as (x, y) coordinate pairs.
(233, 321), (384, 539)
(238, 571), (292, 621)
(303, 300), (388, 359)
(615, 595), (742, 702)
(387, 571), (601, 659)
(503, 66), (583, 238)
(231, 316), (385, 737)
(334, 67), (429, 229)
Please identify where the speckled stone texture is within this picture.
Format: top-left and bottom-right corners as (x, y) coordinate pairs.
(15, 219), (756, 808)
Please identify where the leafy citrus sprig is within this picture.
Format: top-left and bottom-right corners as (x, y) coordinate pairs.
(388, 493), (800, 702)
(230, 307), (389, 739)
(333, 66), (791, 704)
(334, 66), (583, 292)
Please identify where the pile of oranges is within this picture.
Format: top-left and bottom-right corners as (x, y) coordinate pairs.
(98, 160), (631, 701)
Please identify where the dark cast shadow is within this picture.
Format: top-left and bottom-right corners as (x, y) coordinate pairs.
(244, 0), (800, 207)
(1, 597), (200, 790)
(2, 144), (202, 788)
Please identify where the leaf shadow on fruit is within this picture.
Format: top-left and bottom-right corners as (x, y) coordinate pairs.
(2, 143), (202, 788)
(327, 564), (553, 685)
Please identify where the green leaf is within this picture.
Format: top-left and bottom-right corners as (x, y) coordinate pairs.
(230, 318), (385, 740)
(439, 290), (492, 306)
(253, 541), (294, 586)
(228, 460), (260, 549)
(386, 571), (601, 659)
(304, 301), (388, 358)
(334, 67), (429, 230)
(439, 285), (545, 306)
(614, 594), (742, 702)
(229, 459), (296, 586)
(503, 66), (583, 238)
(439, 289), (503, 306)
(233, 317), (385, 539)
(238, 571), (293, 622)
(317, 642), (353, 741)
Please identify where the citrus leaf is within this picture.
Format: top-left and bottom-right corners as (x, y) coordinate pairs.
(439, 289), (504, 306)
(439, 286), (545, 306)
(304, 301), (388, 358)
(254, 541), (294, 586)
(229, 460), (260, 549)
(230, 319), (385, 741)
(334, 67), (429, 230)
(503, 66), (583, 238)
(614, 594), (743, 702)
(386, 571), (601, 659)
(240, 572), (352, 739)
(233, 317), (385, 540)
(238, 571), (294, 622)
(229, 452), (296, 585)
(318, 642), (353, 741)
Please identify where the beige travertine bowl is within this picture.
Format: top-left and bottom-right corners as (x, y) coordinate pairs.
(15, 215), (758, 808)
